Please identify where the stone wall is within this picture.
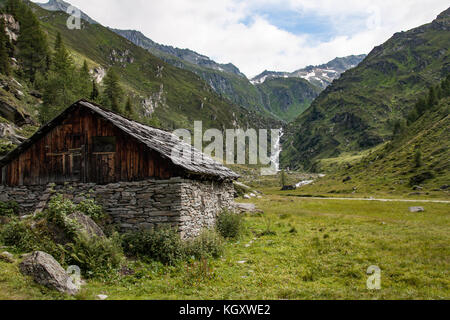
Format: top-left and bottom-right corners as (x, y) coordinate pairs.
(0, 177), (235, 238)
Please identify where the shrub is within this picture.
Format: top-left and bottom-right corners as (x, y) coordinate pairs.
(414, 150), (423, 168)
(0, 218), (38, 251)
(45, 194), (106, 238)
(46, 194), (76, 227)
(409, 171), (435, 186)
(0, 201), (19, 217)
(65, 232), (124, 278)
(75, 198), (104, 221)
(0, 218), (63, 260)
(183, 258), (217, 285)
(184, 230), (224, 259)
(47, 194), (105, 222)
(122, 227), (184, 266)
(216, 210), (243, 240)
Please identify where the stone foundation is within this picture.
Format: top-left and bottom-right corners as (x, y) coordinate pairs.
(0, 178), (235, 238)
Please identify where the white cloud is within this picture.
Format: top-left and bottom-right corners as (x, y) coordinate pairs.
(33, 0), (449, 77)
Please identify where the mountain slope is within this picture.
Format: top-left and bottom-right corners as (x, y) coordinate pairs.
(255, 77), (321, 121)
(251, 55), (367, 89)
(301, 93), (449, 197)
(111, 29), (245, 78)
(113, 29), (325, 122)
(37, 0), (97, 24)
(27, 2), (279, 132)
(282, 7), (450, 170)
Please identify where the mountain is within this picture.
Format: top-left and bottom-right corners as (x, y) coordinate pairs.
(251, 55), (367, 89)
(281, 7), (450, 170)
(36, 0), (98, 24)
(111, 29), (245, 78)
(112, 29), (325, 122)
(255, 78), (322, 121)
(306, 77), (450, 195)
(33, 2), (362, 122)
(0, 0), (279, 141)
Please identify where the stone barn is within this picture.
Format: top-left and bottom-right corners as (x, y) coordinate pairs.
(0, 100), (239, 238)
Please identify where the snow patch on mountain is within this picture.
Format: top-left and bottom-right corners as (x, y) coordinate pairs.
(251, 54), (367, 89)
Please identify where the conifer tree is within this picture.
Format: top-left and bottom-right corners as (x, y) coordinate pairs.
(90, 79), (99, 101)
(40, 34), (76, 122)
(414, 150), (423, 168)
(427, 87), (438, 107)
(102, 68), (124, 113)
(0, 19), (11, 76)
(77, 60), (91, 98)
(16, 4), (49, 82)
(125, 96), (134, 117)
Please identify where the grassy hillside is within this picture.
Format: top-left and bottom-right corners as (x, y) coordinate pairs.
(282, 7), (450, 170)
(256, 77), (321, 122)
(290, 95), (449, 199)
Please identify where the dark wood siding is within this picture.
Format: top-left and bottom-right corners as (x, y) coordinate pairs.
(1, 108), (181, 186)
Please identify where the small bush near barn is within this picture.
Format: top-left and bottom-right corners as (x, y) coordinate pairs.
(122, 227), (185, 266)
(64, 232), (124, 278)
(216, 210), (243, 240)
(184, 230), (224, 260)
(0, 201), (19, 217)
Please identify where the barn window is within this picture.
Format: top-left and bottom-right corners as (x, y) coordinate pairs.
(92, 137), (116, 153)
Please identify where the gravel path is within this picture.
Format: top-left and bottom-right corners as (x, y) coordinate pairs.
(289, 196), (450, 204)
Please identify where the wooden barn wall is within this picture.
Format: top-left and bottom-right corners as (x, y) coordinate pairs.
(1, 108), (181, 186)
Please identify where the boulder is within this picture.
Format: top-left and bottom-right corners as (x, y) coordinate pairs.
(67, 211), (105, 239)
(409, 207), (425, 213)
(19, 251), (80, 295)
(233, 203), (263, 214)
(0, 251), (14, 263)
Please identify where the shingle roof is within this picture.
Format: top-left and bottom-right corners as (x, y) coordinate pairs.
(0, 100), (239, 181)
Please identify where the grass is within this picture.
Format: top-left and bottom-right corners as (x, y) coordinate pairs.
(1, 195), (448, 300)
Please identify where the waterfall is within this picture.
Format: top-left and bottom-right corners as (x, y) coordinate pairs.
(271, 128), (284, 172)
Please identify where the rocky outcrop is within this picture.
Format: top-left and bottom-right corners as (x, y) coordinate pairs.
(19, 251), (80, 295)
(67, 211), (105, 239)
(0, 100), (33, 126)
(90, 66), (106, 83)
(37, 0), (98, 25)
(0, 122), (26, 145)
(0, 14), (20, 42)
(141, 84), (167, 116)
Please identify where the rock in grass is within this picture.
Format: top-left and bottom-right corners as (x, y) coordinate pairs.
(19, 251), (80, 295)
(409, 207), (425, 213)
(67, 211), (105, 239)
(0, 251), (14, 263)
(97, 294), (108, 300)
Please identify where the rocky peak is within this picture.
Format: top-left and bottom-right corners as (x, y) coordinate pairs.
(112, 28), (246, 78)
(37, 0), (98, 24)
(251, 54), (367, 89)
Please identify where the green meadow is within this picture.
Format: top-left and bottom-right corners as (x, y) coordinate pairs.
(1, 194), (448, 300)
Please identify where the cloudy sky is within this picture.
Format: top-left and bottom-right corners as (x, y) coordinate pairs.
(34, 0), (449, 78)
